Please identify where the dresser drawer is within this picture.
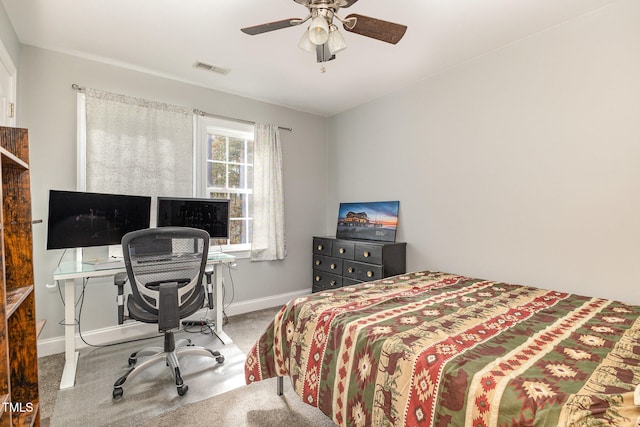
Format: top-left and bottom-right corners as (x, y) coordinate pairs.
(332, 240), (354, 259)
(313, 237), (333, 256)
(313, 270), (342, 291)
(342, 277), (362, 287)
(354, 243), (383, 264)
(313, 254), (343, 274)
(343, 261), (383, 282)
(312, 237), (406, 293)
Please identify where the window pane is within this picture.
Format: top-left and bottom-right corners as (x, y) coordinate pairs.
(230, 219), (244, 245)
(211, 238), (228, 247)
(210, 191), (228, 200)
(228, 138), (245, 163)
(228, 164), (241, 188)
(207, 162), (226, 187)
(203, 124), (254, 249)
(209, 135), (226, 161)
(229, 193), (244, 218)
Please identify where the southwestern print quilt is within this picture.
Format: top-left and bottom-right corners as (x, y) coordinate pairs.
(244, 271), (640, 426)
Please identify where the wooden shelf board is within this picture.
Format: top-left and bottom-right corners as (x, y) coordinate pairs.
(0, 148), (29, 170)
(35, 320), (46, 338)
(5, 286), (34, 318)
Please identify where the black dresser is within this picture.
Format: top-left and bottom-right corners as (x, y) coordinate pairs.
(312, 236), (406, 293)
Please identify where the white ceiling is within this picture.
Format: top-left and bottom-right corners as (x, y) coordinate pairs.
(2, 0), (618, 117)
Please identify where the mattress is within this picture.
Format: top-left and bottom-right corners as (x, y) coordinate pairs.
(245, 271), (640, 426)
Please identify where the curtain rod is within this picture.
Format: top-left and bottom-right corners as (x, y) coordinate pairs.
(193, 109), (292, 132)
(71, 84), (292, 132)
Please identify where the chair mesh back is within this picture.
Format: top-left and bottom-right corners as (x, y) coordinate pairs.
(122, 227), (209, 315)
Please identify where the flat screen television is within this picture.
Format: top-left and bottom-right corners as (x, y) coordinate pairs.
(47, 190), (152, 250)
(156, 197), (230, 239)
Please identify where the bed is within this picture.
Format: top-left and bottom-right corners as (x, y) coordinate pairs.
(244, 271), (640, 426)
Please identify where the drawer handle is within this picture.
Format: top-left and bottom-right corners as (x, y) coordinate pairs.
(367, 271), (374, 278)
(348, 267), (354, 273)
(315, 275), (321, 282)
(315, 260), (321, 266)
(363, 251), (370, 257)
(317, 244), (324, 251)
(330, 280), (337, 286)
(339, 248), (345, 254)
(330, 263), (336, 270)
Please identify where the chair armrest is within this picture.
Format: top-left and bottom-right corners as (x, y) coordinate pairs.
(114, 272), (128, 325)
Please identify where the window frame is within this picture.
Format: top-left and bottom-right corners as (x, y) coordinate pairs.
(196, 116), (254, 256)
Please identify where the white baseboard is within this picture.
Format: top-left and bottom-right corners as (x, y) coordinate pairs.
(37, 289), (310, 358)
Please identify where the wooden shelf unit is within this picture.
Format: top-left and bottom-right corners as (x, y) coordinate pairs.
(0, 127), (40, 427)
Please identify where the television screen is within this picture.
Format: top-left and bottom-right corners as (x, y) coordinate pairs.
(156, 197), (230, 239)
(47, 190), (152, 250)
(336, 200), (400, 242)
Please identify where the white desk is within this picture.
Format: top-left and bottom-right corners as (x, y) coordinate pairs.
(53, 251), (236, 390)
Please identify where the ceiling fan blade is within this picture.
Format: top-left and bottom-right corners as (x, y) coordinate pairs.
(241, 19), (300, 36)
(343, 14), (407, 44)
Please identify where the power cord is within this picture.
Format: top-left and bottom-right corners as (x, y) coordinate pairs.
(181, 319), (216, 336)
(221, 263), (236, 325)
(76, 278), (162, 348)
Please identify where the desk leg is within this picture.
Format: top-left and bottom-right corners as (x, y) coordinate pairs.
(213, 263), (233, 345)
(59, 278), (79, 389)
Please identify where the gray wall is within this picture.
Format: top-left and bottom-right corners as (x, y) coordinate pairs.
(7, 0), (640, 353)
(0, 2), (19, 65)
(17, 46), (328, 346)
(328, 0), (640, 305)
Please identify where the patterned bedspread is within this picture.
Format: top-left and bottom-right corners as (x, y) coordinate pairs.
(244, 271), (640, 426)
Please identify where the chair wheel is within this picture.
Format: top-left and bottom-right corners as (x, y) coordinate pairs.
(128, 357), (136, 366)
(113, 387), (123, 399)
(216, 356), (225, 364)
(177, 385), (188, 396)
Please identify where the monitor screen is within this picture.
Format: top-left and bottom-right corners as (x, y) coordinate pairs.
(47, 190), (152, 250)
(156, 197), (230, 239)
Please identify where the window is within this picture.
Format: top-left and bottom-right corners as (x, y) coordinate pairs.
(199, 117), (254, 252)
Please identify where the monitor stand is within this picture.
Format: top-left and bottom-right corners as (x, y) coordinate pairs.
(81, 246), (124, 269)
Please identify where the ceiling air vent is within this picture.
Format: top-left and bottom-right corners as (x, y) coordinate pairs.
(193, 61), (231, 75)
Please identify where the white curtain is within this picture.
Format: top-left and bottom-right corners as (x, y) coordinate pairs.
(84, 88), (193, 198)
(250, 123), (286, 261)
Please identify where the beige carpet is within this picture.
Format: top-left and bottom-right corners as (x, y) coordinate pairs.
(49, 336), (245, 426)
(38, 307), (338, 426)
(138, 376), (337, 427)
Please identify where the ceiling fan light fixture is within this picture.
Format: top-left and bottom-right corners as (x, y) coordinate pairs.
(297, 29), (315, 54)
(308, 16), (329, 45)
(328, 26), (347, 55)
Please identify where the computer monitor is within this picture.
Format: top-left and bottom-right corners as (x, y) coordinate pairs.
(46, 190), (152, 250)
(156, 197), (230, 239)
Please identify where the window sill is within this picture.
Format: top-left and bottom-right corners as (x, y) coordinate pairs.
(225, 249), (250, 260)
(211, 243), (251, 260)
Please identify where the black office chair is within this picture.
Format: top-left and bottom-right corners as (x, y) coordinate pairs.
(112, 227), (224, 399)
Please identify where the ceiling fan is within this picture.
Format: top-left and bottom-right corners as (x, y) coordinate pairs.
(241, 0), (407, 63)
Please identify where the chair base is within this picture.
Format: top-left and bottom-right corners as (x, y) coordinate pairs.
(113, 337), (224, 399)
